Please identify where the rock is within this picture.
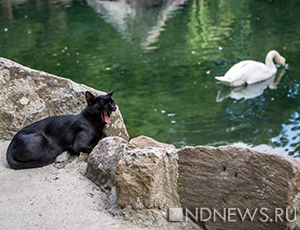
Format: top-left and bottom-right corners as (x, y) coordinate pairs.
(177, 145), (300, 230)
(0, 57), (129, 141)
(85, 136), (128, 193)
(85, 136), (128, 214)
(86, 135), (181, 212)
(55, 151), (70, 163)
(116, 135), (180, 211)
(85, 135), (201, 229)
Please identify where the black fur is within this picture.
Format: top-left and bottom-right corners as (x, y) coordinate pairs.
(6, 90), (116, 170)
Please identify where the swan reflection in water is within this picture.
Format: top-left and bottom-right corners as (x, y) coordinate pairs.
(216, 67), (286, 102)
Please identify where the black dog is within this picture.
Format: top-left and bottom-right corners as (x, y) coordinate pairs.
(6, 90), (116, 169)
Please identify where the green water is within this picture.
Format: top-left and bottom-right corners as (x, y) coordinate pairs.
(1, 0), (300, 157)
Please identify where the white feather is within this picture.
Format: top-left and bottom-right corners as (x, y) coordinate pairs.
(215, 50), (286, 87)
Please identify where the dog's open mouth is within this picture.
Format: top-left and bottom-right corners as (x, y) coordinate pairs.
(102, 111), (111, 124)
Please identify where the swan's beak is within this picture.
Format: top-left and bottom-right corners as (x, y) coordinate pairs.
(281, 57), (286, 67)
(285, 63), (289, 69)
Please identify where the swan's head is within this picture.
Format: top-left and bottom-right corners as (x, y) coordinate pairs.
(267, 50), (286, 67)
(275, 54), (286, 67)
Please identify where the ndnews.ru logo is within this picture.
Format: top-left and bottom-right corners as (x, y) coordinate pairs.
(168, 207), (297, 223)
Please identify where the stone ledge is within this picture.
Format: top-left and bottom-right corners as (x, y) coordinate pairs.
(86, 138), (300, 229)
(178, 145), (300, 230)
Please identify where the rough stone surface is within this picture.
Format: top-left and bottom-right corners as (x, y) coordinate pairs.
(178, 145), (300, 230)
(86, 136), (128, 193)
(0, 57), (129, 141)
(84, 136), (200, 228)
(116, 136), (180, 211)
(85, 136), (128, 214)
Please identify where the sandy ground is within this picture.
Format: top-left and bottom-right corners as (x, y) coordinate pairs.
(0, 140), (130, 230)
(0, 140), (200, 230)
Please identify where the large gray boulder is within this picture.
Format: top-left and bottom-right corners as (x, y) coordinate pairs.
(85, 135), (199, 229)
(85, 136), (128, 214)
(116, 135), (180, 210)
(0, 57), (129, 141)
(86, 135), (181, 211)
(86, 136), (128, 193)
(178, 145), (300, 230)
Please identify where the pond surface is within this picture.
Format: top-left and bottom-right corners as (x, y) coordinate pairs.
(1, 0), (300, 157)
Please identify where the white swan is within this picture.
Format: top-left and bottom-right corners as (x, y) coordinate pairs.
(215, 50), (286, 86)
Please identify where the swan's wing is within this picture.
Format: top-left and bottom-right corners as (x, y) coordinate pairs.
(224, 61), (258, 79)
(216, 61), (274, 86)
(244, 62), (275, 84)
(215, 76), (238, 86)
(215, 61), (254, 86)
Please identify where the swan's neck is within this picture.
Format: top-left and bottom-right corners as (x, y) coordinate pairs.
(265, 50), (279, 72)
(265, 50), (285, 72)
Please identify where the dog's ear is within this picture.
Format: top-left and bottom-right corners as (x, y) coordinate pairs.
(85, 91), (96, 106)
(107, 89), (116, 97)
